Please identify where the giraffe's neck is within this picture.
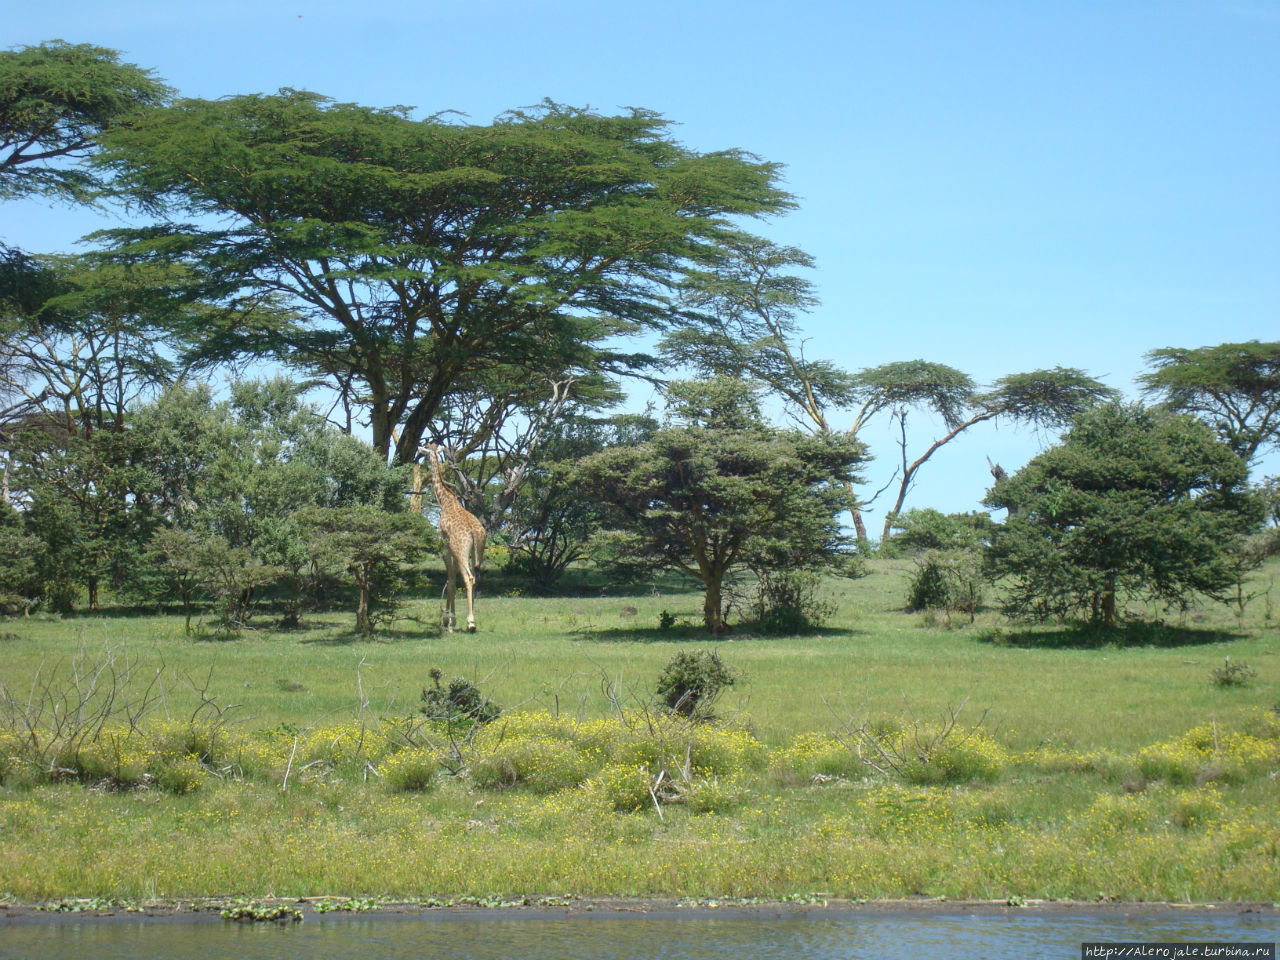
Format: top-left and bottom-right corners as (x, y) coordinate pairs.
(427, 448), (463, 515)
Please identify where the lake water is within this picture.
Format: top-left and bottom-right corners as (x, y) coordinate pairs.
(1, 906), (1275, 960)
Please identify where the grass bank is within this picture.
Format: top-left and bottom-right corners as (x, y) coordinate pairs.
(1, 560), (1277, 904)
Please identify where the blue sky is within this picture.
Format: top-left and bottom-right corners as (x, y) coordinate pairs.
(7, 1), (1279, 528)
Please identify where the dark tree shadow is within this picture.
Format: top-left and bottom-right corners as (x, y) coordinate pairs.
(980, 620), (1245, 649)
(572, 623), (866, 644)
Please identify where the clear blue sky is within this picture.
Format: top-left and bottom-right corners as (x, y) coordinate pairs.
(7, 1), (1279, 528)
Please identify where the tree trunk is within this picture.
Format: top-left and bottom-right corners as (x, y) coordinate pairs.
(702, 576), (726, 635)
(1100, 574), (1118, 630)
(356, 580), (372, 635)
(87, 574), (99, 613)
(851, 505), (868, 542)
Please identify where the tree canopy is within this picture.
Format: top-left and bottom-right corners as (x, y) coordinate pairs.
(1140, 340), (1280, 464)
(854, 363), (1118, 541)
(1, 40), (170, 204)
(2, 41), (171, 434)
(579, 377), (865, 633)
(984, 403), (1264, 629)
(93, 93), (797, 464)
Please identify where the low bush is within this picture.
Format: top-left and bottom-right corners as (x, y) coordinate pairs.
(377, 748), (440, 792)
(655, 650), (737, 720)
(470, 737), (591, 793)
(154, 755), (207, 795)
(905, 549), (983, 623)
(752, 569), (836, 633)
(421, 669), (502, 726)
(1136, 720), (1278, 785)
(584, 762), (653, 812)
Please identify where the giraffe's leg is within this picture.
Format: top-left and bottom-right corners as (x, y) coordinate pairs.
(442, 549), (457, 632)
(460, 562), (476, 632)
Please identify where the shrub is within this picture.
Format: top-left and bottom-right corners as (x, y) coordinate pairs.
(74, 733), (151, 788)
(470, 738), (591, 793)
(906, 549), (983, 622)
(893, 728), (1008, 785)
(1167, 787), (1225, 830)
(683, 723), (768, 776)
(585, 762), (653, 812)
(154, 755), (206, 795)
(888, 508), (994, 554)
(681, 775), (748, 812)
(752, 569), (836, 633)
(843, 706), (1008, 785)
(771, 733), (863, 782)
(1137, 721), (1278, 785)
(421, 668), (501, 726)
(1210, 658), (1257, 688)
(378, 749), (440, 792)
(655, 650), (736, 720)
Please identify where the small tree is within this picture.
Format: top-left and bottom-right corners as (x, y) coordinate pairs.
(505, 411), (656, 591)
(854, 363), (1118, 542)
(985, 403), (1265, 629)
(0, 501), (42, 614)
(580, 378), (864, 634)
(297, 505), (434, 635)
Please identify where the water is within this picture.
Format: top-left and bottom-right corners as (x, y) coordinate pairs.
(1, 906), (1275, 960)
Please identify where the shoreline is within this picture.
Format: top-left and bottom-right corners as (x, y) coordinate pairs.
(2, 896), (1277, 926)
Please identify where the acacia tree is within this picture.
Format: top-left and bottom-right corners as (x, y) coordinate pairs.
(854, 362), (1118, 542)
(659, 241), (1115, 542)
(296, 505), (433, 636)
(0, 256), (190, 438)
(1, 40), (169, 203)
(662, 235), (854, 432)
(984, 403), (1264, 630)
(94, 94), (796, 468)
(579, 378), (864, 634)
(1139, 340), (1280, 465)
(1, 41), (170, 437)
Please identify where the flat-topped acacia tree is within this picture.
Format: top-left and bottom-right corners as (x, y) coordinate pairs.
(579, 377), (865, 635)
(92, 93), (797, 465)
(1140, 340), (1280, 465)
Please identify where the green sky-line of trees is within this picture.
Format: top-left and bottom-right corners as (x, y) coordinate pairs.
(3, 40), (1279, 634)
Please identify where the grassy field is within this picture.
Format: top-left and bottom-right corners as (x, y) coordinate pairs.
(1, 559), (1278, 905)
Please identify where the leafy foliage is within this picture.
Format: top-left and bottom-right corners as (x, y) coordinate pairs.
(887, 508), (994, 554)
(662, 235), (855, 427)
(985, 403), (1265, 628)
(95, 95), (796, 463)
(1210, 658), (1257, 689)
(1141, 340), (1280, 463)
(752, 569), (837, 634)
(656, 650), (737, 720)
(295, 505), (433, 635)
(0, 40), (170, 203)
(906, 550), (984, 623)
(420, 668), (502, 726)
(851, 363), (1117, 541)
(580, 377), (864, 633)
(505, 411), (657, 591)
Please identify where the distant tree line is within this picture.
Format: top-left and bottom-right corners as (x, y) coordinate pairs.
(2, 41), (1277, 634)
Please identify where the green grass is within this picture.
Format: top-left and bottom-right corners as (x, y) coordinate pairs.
(1, 559), (1278, 904)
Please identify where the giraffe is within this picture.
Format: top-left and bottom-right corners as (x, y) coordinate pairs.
(419, 443), (486, 632)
